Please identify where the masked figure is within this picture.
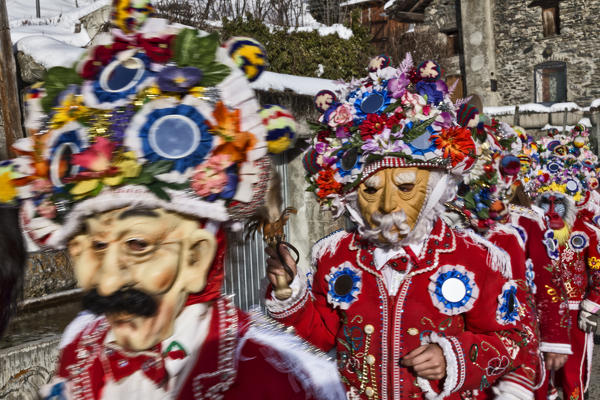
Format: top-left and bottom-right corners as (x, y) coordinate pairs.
(265, 55), (534, 400)
(528, 129), (600, 400)
(0, 2), (343, 399)
(444, 120), (553, 400)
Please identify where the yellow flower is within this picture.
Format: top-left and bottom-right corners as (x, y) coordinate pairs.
(589, 256), (600, 271)
(0, 171), (17, 202)
(70, 152), (142, 198)
(50, 94), (89, 129)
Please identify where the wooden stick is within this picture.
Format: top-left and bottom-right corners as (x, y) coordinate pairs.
(0, 0), (24, 160)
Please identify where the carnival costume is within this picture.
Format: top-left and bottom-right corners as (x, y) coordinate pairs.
(527, 127), (600, 400)
(0, 1), (342, 399)
(265, 54), (533, 400)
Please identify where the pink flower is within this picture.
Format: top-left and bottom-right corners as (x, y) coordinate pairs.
(191, 155), (232, 197)
(327, 104), (354, 128)
(37, 200), (56, 219)
(72, 137), (116, 172)
(401, 91), (430, 120)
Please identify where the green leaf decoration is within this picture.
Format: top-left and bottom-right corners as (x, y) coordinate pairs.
(463, 191), (476, 210)
(383, 101), (401, 114)
(90, 182), (104, 197)
(144, 160), (175, 176)
(199, 62), (231, 87)
(148, 183), (171, 201)
(174, 30), (219, 69)
(477, 208), (489, 219)
(41, 67), (83, 113)
(402, 117), (437, 143)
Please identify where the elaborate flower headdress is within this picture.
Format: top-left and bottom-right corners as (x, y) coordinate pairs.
(302, 53), (477, 210)
(0, 0), (295, 249)
(528, 125), (598, 203)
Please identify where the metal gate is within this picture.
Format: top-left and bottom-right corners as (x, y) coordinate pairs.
(222, 154), (289, 311)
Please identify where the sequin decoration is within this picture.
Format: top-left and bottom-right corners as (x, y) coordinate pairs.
(428, 264), (479, 315)
(325, 262), (362, 310)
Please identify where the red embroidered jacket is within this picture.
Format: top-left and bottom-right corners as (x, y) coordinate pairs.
(508, 205), (571, 354)
(485, 224), (543, 396)
(556, 209), (600, 310)
(267, 219), (531, 400)
(42, 297), (341, 400)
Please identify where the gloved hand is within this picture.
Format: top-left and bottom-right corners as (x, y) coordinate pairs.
(578, 309), (600, 333)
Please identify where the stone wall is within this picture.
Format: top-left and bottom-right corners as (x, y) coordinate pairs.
(493, 0), (600, 105)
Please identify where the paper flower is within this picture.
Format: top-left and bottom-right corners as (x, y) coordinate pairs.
(50, 94), (89, 129)
(326, 103), (354, 128)
(359, 113), (387, 141)
(157, 66), (203, 93)
(191, 154), (232, 197)
(0, 170), (17, 202)
(210, 102), (257, 164)
(432, 126), (476, 167)
(316, 169), (342, 199)
(72, 137), (115, 172)
(139, 34), (176, 63)
(415, 81), (444, 105)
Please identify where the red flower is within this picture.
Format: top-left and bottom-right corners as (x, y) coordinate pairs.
(316, 129), (331, 143)
(139, 34), (176, 63)
(316, 169), (342, 198)
(359, 113), (387, 140)
(386, 112), (403, 129)
(78, 41), (131, 79)
(431, 126), (476, 167)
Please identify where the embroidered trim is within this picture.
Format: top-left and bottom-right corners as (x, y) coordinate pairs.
(192, 297), (238, 399)
(525, 259), (536, 295)
(491, 379), (535, 400)
(311, 229), (350, 267)
(265, 275), (310, 317)
(542, 230), (560, 260)
(428, 264), (479, 315)
(375, 277), (389, 400)
(392, 278), (412, 400)
(448, 336), (466, 392)
(539, 342), (573, 355)
(418, 333), (459, 400)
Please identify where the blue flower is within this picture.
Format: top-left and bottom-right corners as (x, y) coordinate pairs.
(416, 81), (444, 105)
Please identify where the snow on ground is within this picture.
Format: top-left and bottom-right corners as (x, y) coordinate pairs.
(9, 0), (110, 49)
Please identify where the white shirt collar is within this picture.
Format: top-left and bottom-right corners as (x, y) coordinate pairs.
(372, 242), (424, 271)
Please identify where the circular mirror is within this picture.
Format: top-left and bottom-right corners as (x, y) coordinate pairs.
(50, 142), (80, 187)
(360, 93), (385, 114)
(149, 114), (201, 159)
(441, 277), (467, 303)
(100, 57), (145, 93)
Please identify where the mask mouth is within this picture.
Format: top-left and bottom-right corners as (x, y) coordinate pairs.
(82, 287), (158, 318)
(548, 215), (565, 230)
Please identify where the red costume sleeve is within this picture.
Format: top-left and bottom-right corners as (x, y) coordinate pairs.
(520, 216), (571, 352)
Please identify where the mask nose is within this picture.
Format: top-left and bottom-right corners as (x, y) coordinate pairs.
(380, 183), (398, 214)
(96, 244), (131, 296)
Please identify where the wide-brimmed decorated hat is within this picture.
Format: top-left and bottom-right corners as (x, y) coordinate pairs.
(0, 0), (295, 249)
(302, 53), (477, 210)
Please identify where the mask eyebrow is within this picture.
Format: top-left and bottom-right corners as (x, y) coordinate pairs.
(364, 174), (381, 188)
(393, 171), (416, 185)
(118, 207), (159, 220)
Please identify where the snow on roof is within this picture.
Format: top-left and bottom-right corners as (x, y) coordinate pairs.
(288, 23), (353, 40)
(541, 118), (590, 131)
(384, 0), (398, 10)
(340, 0), (377, 7)
(251, 71), (339, 97)
(484, 101), (585, 116)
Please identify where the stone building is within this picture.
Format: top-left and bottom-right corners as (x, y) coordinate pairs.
(382, 0), (600, 109)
